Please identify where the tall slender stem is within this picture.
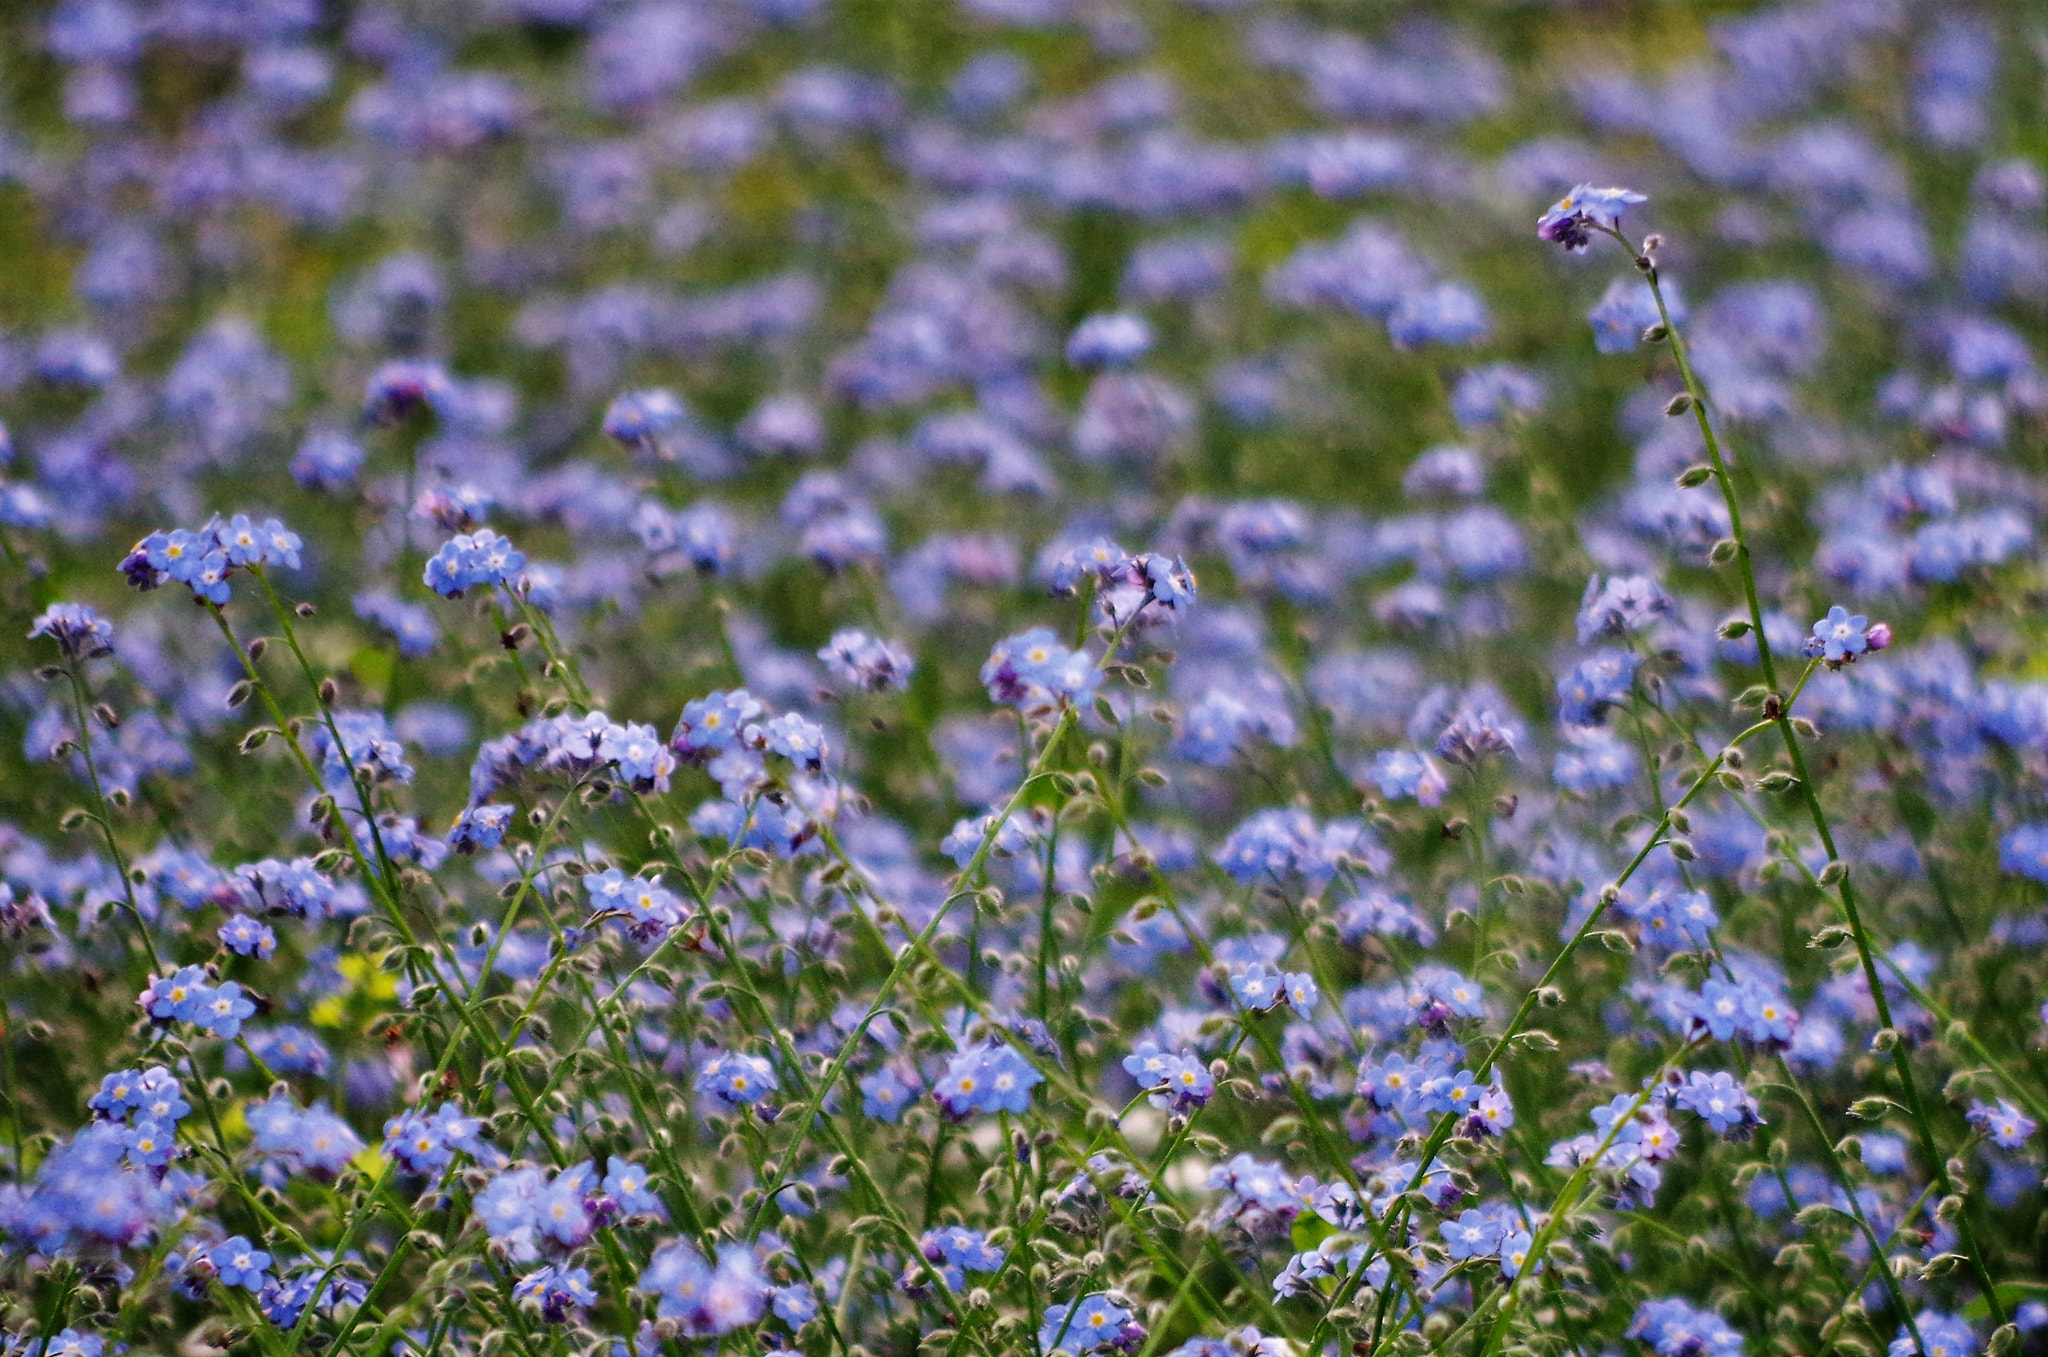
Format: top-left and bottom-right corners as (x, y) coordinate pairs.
(1616, 224), (2006, 1327)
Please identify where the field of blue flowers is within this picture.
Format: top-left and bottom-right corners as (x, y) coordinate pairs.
(1, 0), (2046, 1355)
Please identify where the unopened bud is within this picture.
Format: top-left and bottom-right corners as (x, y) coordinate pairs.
(1665, 392), (1695, 417)
(1641, 323), (1668, 343)
(1864, 621), (1892, 651)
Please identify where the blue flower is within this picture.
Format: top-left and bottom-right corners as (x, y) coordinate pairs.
(1230, 963), (1282, 1013)
(448, 803), (513, 853)
(1556, 649), (1638, 726)
(697, 1052), (779, 1107)
(1672, 1071), (1763, 1138)
(1889, 1312), (1975, 1357)
(672, 689), (763, 757)
(748, 711), (828, 770)
(598, 719), (675, 789)
(981, 628), (1100, 713)
(189, 981), (255, 1038)
(383, 1103), (487, 1174)
(423, 528), (525, 598)
(2000, 823), (2048, 883)
(1967, 1098), (2037, 1150)
(603, 388), (690, 447)
(818, 629), (914, 691)
(1809, 605), (1870, 664)
(22, 1329), (103, 1357)
(933, 1041), (1042, 1120)
(1141, 554), (1198, 611)
(141, 965), (212, 1024)
(1387, 282), (1490, 349)
(513, 1265), (597, 1323)
(218, 915), (277, 959)
(208, 1235), (272, 1291)
(1554, 728), (1638, 794)
(1066, 312), (1154, 368)
(603, 1158), (664, 1216)
(121, 1119), (176, 1170)
(859, 1067), (918, 1121)
(28, 602), (113, 661)
(190, 551), (233, 605)
(1576, 574), (1673, 644)
(1692, 980), (1748, 1042)
(1279, 970), (1319, 1016)
(1368, 749), (1448, 806)
(1440, 1208), (1504, 1260)
(1040, 1294), (1132, 1354)
(1587, 276), (1680, 354)
(1537, 183), (1648, 252)
(1122, 1041), (1174, 1088)
(771, 1283), (816, 1327)
(923, 1225), (1006, 1275)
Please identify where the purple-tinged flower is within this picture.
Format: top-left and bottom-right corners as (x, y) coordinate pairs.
(140, 965), (212, 1024)
(673, 689), (763, 758)
(1672, 1070), (1764, 1138)
(1967, 1098), (2037, 1150)
(448, 803), (513, 853)
(2000, 824), (2048, 883)
(1067, 312), (1154, 368)
(513, 1265), (598, 1324)
(1137, 553), (1198, 611)
(1367, 748), (1449, 806)
(1537, 183), (1648, 252)
(747, 712), (828, 770)
(218, 915), (277, 960)
(28, 602), (114, 661)
(818, 629), (914, 691)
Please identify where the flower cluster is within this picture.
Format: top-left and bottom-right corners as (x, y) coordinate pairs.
(0, 5), (2043, 1357)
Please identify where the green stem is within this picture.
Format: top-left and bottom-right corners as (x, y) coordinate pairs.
(1623, 227), (2006, 1326)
